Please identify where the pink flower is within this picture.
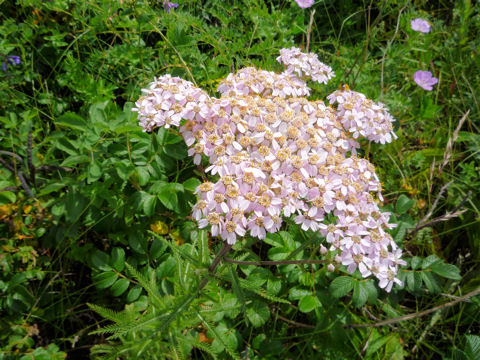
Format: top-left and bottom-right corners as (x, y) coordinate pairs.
(410, 18), (431, 33)
(413, 70), (438, 91)
(295, 0), (314, 8)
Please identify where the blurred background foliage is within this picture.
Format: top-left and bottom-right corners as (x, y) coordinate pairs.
(0, 0), (479, 359)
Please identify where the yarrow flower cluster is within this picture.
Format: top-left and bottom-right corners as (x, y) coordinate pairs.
(133, 47), (405, 291)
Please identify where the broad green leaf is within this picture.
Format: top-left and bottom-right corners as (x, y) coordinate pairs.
(395, 194), (415, 215)
(111, 247), (125, 272)
(430, 262), (462, 280)
(55, 112), (87, 131)
(126, 285), (142, 303)
(422, 255), (442, 269)
(421, 271), (441, 294)
(183, 177), (201, 192)
(110, 278), (130, 296)
(91, 251), (112, 271)
(129, 232), (147, 254)
(142, 193), (157, 216)
(330, 276), (354, 298)
(353, 281), (368, 308)
(61, 154), (90, 167)
(298, 295), (318, 313)
(150, 237), (167, 259)
(0, 191), (16, 205)
(289, 287), (311, 300)
(158, 186), (179, 211)
(410, 256), (422, 270)
(364, 280), (378, 304)
(93, 272), (118, 289)
(246, 300), (270, 327)
(137, 166), (150, 186)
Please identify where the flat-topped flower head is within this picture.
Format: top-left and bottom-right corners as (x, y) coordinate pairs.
(410, 18), (431, 33)
(134, 48), (405, 291)
(413, 70), (438, 91)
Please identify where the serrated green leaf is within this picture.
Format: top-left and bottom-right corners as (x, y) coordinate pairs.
(137, 166), (150, 186)
(422, 255), (442, 269)
(289, 287), (311, 300)
(430, 262), (462, 280)
(421, 271), (441, 294)
(366, 334), (390, 357)
(142, 193), (157, 216)
(353, 281), (368, 308)
(330, 276), (354, 298)
(465, 335), (480, 360)
(364, 280), (378, 304)
(411, 256), (422, 270)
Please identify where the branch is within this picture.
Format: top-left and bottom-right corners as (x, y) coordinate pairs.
(0, 157), (15, 172)
(199, 242), (232, 291)
(37, 164), (73, 172)
(346, 287), (480, 328)
(276, 313), (315, 329)
(411, 190), (471, 235)
(18, 171), (34, 198)
(0, 150), (24, 163)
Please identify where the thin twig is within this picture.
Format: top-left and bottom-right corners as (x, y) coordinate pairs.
(27, 130), (36, 187)
(18, 171), (34, 198)
(199, 243), (232, 291)
(306, 9), (316, 53)
(276, 313), (315, 329)
(0, 186), (18, 192)
(0, 150), (24, 163)
(419, 181), (452, 225)
(37, 164), (73, 172)
(346, 287), (480, 328)
(0, 157), (15, 172)
(223, 257), (328, 266)
(411, 191), (470, 235)
(438, 110), (470, 175)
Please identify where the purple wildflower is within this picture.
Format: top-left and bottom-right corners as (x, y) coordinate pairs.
(2, 55), (21, 71)
(410, 18), (431, 33)
(295, 0), (315, 8)
(413, 70), (438, 91)
(163, 1), (178, 12)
